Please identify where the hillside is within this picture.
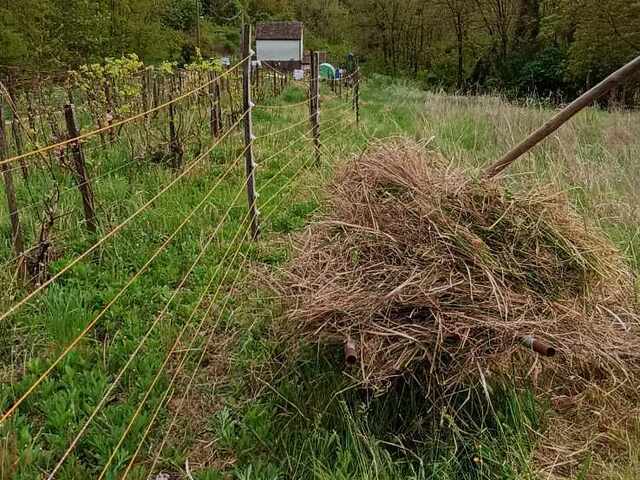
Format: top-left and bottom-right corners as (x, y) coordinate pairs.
(0, 73), (639, 478)
(2, 1), (639, 105)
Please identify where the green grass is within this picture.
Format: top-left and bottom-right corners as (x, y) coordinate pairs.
(214, 337), (541, 480)
(1, 74), (639, 479)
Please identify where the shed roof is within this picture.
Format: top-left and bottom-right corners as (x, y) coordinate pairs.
(256, 21), (303, 40)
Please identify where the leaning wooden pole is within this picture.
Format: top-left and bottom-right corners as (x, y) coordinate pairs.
(484, 54), (640, 179)
(242, 24), (260, 240)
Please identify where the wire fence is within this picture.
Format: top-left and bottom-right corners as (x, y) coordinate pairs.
(0, 27), (362, 480)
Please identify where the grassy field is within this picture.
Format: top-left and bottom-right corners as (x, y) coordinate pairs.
(1, 75), (639, 479)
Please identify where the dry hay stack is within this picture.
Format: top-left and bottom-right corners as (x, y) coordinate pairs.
(277, 140), (640, 439)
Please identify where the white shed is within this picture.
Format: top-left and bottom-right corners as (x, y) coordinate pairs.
(255, 21), (304, 71)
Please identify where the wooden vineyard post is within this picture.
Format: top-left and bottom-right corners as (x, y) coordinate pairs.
(9, 110), (28, 180)
(46, 111), (64, 162)
(104, 81), (116, 143)
(66, 87), (74, 105)
(0, 103), (26, 268)
(356, 67), (361, 126)
(208, 72), (219, 138)
(141, 69), (148, 112)
(11, 119), (28, 179)
(225, 75), (234, 127)
(168, 99), (183, 169)
(209, 72), (223, 138)
(309, 51), (321, 165)
(64, 104), (97, 234)
(4, 76), (29, 179)
(215, 76), (223, 134)
(354, 67), (360, 127)
(242, 24), (260, 241)
(309, 57), (313, 113)
(309, 58), (314, 133)
(178, 71), (184, 95)
(142, 68), (150, 124)
(152, 74), (160, 119)
(26, 91), (37, 134)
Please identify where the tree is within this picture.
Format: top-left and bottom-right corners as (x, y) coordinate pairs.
(565, 0), (640, 102)
(441, 0), (472, 89)
(473, 0), (520, 64)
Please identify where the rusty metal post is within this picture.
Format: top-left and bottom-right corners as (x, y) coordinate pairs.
(344, 337), (357, 365)
(520, 335), (556, 357)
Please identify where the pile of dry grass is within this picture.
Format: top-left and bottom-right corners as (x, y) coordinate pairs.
(276, 139), (640, 467)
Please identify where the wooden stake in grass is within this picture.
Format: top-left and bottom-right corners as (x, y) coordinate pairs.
(484, 54), (640, 179)
(64, 104), (97, 234)
(242, 24), (260, 240)
(0, 103), (25, 266)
